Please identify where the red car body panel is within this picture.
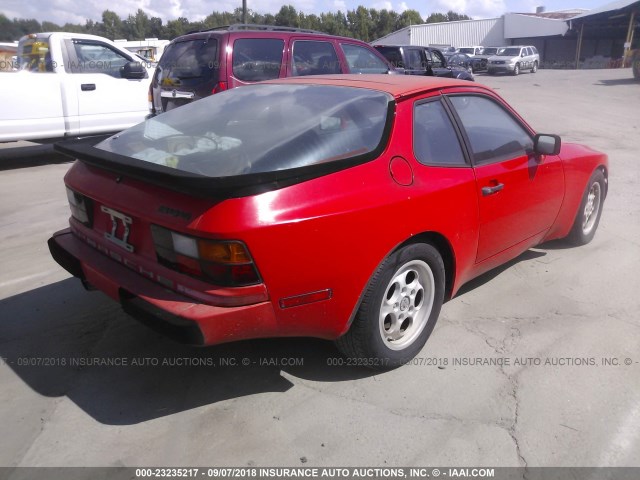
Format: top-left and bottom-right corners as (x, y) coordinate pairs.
(50, 75), (608, 345)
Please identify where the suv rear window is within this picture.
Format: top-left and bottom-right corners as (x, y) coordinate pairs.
(158, 39), (218, 86)
(96, 84), (392, 178)
(232, 38), (284, 82)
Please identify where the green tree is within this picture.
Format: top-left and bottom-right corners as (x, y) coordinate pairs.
(397, 9), (423, 28)
(101, 10), (124, 39)
(275, 5), (299, 27)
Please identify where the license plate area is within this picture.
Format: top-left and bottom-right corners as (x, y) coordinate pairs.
(101, 205), (134, 253)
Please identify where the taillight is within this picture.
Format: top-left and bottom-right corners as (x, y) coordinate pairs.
(212, 81), (228, 94)
(66, 187), (93, 227)
(151, 225), (260, 287)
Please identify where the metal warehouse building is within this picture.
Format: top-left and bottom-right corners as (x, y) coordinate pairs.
(372, 0), (640, 68)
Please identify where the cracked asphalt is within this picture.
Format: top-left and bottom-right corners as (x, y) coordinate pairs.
(0, 69), (638, 468)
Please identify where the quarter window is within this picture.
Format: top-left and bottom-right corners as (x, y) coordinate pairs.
(292, 40), (340, 76)
(449, 95), (533, 164)
(414, 100), (466, 166)
(232, 38), (284, 82)
(341, 44), (389, 74)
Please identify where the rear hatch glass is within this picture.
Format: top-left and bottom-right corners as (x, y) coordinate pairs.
(156, 38), (218, 111)
(56, 84), (394, 199)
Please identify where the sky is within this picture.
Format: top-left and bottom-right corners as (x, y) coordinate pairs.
(2, 0), (608, 27)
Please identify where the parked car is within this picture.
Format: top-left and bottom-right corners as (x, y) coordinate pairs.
(457, 46), (483, 56)
(487, 45), (540, 75)
(50, 74), (608, 368)
(374, 45), (474, 81)
(444, 53), (481, 73)
(149, 24), (395, 115)
(472, 46), (504, 71)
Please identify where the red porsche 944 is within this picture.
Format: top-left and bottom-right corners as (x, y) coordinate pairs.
(49, 75), (608, 368)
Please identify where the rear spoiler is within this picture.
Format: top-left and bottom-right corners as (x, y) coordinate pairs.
(54, 136), (349, 200)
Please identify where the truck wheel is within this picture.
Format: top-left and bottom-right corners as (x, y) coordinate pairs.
(335, 243), (445, 369)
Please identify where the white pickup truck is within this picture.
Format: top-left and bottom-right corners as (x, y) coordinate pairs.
(0, 32), (153, 143)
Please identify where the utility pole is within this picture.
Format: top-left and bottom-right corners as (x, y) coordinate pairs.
(242, 0), (247, 23)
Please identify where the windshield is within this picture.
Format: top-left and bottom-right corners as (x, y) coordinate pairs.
(96, 84), (392, 177)
(458, 48), (474, 54)
(483, 48), (499, 55)
(498, 48), (522, 57)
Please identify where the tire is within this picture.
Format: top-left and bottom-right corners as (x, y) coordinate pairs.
(513, 63), (520, 76)
(566, 169), (606, 246)
(531, 61), (538, 73)
(335, 243), (445, 369)
(488, 69), (495, 75)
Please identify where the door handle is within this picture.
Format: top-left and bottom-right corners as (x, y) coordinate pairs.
(482, 183), (504, 196)
(81, 84), (96, 91)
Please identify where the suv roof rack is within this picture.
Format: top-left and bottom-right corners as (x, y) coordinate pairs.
(185, 24), (325, 35)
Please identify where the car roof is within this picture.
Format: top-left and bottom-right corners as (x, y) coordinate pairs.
(262, 74), (485, 99)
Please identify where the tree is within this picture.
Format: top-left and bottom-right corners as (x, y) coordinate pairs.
(426, 11), (472, 23)
(275, 5), (299, 27)
(397, 9), (423, 28)
(165, 17), (189, 39)
(101, 10), (124, 39)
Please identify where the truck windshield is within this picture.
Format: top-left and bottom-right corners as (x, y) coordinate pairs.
(96, 84), (392, 178)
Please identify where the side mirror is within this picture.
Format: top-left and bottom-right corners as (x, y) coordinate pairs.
(534, 134), (561, 156)
(121, 61), (147, 79)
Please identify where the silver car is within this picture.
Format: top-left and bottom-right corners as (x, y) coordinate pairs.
(487, 45), (539, 76)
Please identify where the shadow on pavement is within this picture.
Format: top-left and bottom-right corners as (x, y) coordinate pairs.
(0, 143), (71, 171)
(0, 278), (375, 426)
(455, 248), (547, 297)
(595, 77), (639, 86)
(0, 247), (556, 425)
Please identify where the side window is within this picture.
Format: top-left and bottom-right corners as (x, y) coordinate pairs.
(532, 46), (539, 55)
(71, 41), (131, 77)
(414, 100), (466, 166)
(449, 95), (533, 164)
(292, 40), (340, 76)
(525, 47), (532, 56)
(431, 50), (445, 68)
(341, 43), (389, 74)
(376, 47), (403, 68)
(232, 38), (284, 82)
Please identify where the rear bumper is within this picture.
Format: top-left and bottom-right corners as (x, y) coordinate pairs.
(48, 229), (278, 345)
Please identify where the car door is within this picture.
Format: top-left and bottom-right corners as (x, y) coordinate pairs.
(64, 39), (149, 135)
(446, 93), (564, 263)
